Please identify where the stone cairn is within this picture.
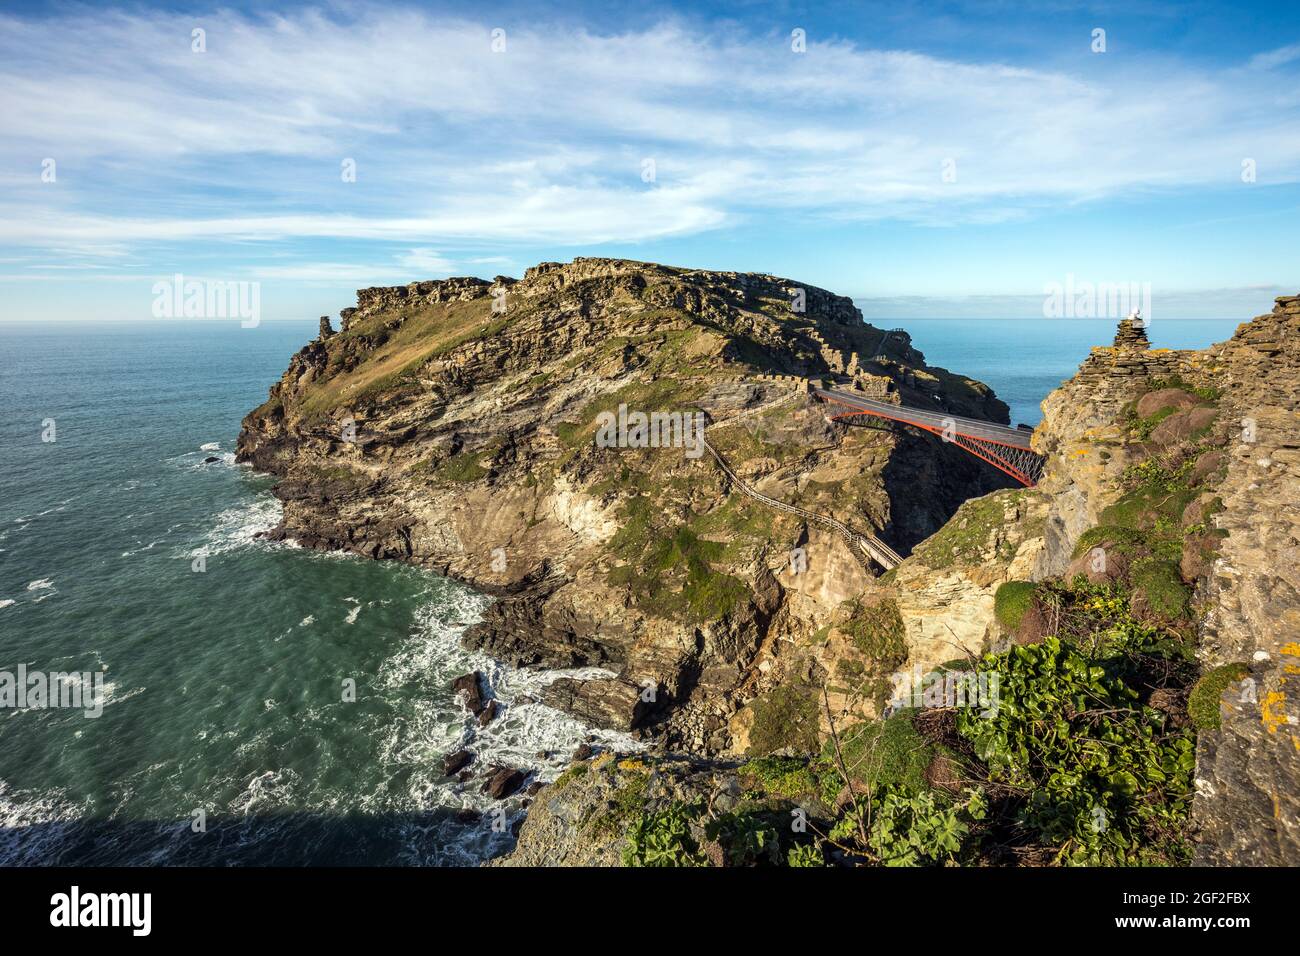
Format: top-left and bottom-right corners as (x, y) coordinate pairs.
(1112, 315), (1150, 350)
(318, 315), (334, 339)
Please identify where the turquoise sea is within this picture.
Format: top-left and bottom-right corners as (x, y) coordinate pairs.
(0, 315), (1241, 865)
(0, 319), (630, 866)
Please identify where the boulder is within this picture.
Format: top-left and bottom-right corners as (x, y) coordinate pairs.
(482, 766), (526, 800)
(542, 677), (649, 731)
(451, 671), (486, 715)
(1189, 449), (1226, 485)
(443, 749), (474, 776)
(1149, 406), (1217, 447)
(477, 700), (501, 727)
(1064, 545), (1130, 585)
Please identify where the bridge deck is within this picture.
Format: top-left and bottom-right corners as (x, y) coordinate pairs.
(813, 387), (1034, 449)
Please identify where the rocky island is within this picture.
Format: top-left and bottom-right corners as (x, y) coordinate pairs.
(238, 259), (1300, 867)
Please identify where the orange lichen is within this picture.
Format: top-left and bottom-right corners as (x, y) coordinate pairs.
(1261, 691), (1290, 734)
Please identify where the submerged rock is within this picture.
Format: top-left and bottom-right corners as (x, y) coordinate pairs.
(451, 672), (486, 716)
(443, 749), (473, 776)
(481, 766), (526, 800)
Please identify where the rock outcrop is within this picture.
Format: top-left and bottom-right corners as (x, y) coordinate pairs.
(237, 257), (1014, 753)
(1019, 298), (1300, 864)
(240, 258), (1300, 866)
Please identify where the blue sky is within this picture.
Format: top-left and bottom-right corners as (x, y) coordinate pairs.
(1, 0), (1298, 321)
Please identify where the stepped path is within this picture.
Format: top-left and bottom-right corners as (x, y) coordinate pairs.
(702, 391), (903, 572)
(698, 375), (1051, 570)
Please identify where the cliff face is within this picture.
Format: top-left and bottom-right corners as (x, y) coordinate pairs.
(237, 258), (1014, 751)
(490, 298), (1300, 868)
(975, 303), (1300, 864)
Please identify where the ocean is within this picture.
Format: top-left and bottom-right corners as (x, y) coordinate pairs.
(0, 315), (1241, 865)
(0, 318), (631, 866)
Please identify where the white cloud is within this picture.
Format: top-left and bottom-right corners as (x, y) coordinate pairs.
(0, 7), (1297, 264)
(396, 248), (456, 275)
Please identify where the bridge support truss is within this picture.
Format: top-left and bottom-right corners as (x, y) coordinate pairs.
(825, 405), (1047, 488)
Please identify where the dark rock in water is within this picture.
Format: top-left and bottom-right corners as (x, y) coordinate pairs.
(482, 766), (525, 799)
(452, 671), (486, 715)
(526, 781), (544, 796)
(443, 749), (474, 776)
(477, 700), (501, 727)
(203, 456), (220, 463)
(456, 770), (473, 783)
(455, 808), (480, 824)
(573, 743), (593, 761)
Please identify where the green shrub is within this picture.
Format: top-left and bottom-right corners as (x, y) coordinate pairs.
(786, 842), (827, 867)
(826, 711), (934, 796)
(737, 755), (822, 799)
(1130, 558), (1190, 620)
(622, 802), (705, 867)
(994, 580), (1037, 630)
(841, 598), (907, 665)
(746, 681), (820, 756)
(1187, 662), (1250, 731)
(956, 637), (1195, 864)
(707, 811), (782, 866)
(1072, 525), (1150, 560)
(868, 787), (986, 867)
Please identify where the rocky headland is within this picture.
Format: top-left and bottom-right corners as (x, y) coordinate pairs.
(238, 261), (1299, 867)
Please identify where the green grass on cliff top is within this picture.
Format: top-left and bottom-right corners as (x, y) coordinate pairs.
(295, 298), (501, 415)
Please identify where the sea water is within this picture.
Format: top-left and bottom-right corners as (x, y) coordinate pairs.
(0, 315), (1241, 864)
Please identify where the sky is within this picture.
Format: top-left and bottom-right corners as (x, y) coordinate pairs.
(1, 0), (1298, 322)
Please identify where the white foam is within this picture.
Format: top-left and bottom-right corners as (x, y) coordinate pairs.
(120, 539), (163, 558)
(26, 578), (53, 591)
(371, 584), (640, 864)
(200, 442), (221, 451)
(0, 600), (13, 611)
(189, 495), (282, 558)
(0, 779), (90, 866)
(228, 769), (301, 816)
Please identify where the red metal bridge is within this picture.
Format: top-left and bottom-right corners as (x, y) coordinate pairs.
(814, 387), (1047, 487)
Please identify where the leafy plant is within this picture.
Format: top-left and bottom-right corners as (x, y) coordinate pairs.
(786, 842), (827, 867)
(622, 802), (705, 867)
(956, 637), (1195, 864)
(868, 787), (986, 867)
(707, 811), (782, 866)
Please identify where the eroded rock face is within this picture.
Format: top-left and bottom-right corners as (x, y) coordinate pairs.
(1014, 299), (1300, 865)
(237, 257), (1014, 752)
(1189, 301), (1300, 865)
(887, 488), (1049, 672)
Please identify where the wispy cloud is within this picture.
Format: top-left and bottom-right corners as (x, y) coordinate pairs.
(1, 6), (1298, 278)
